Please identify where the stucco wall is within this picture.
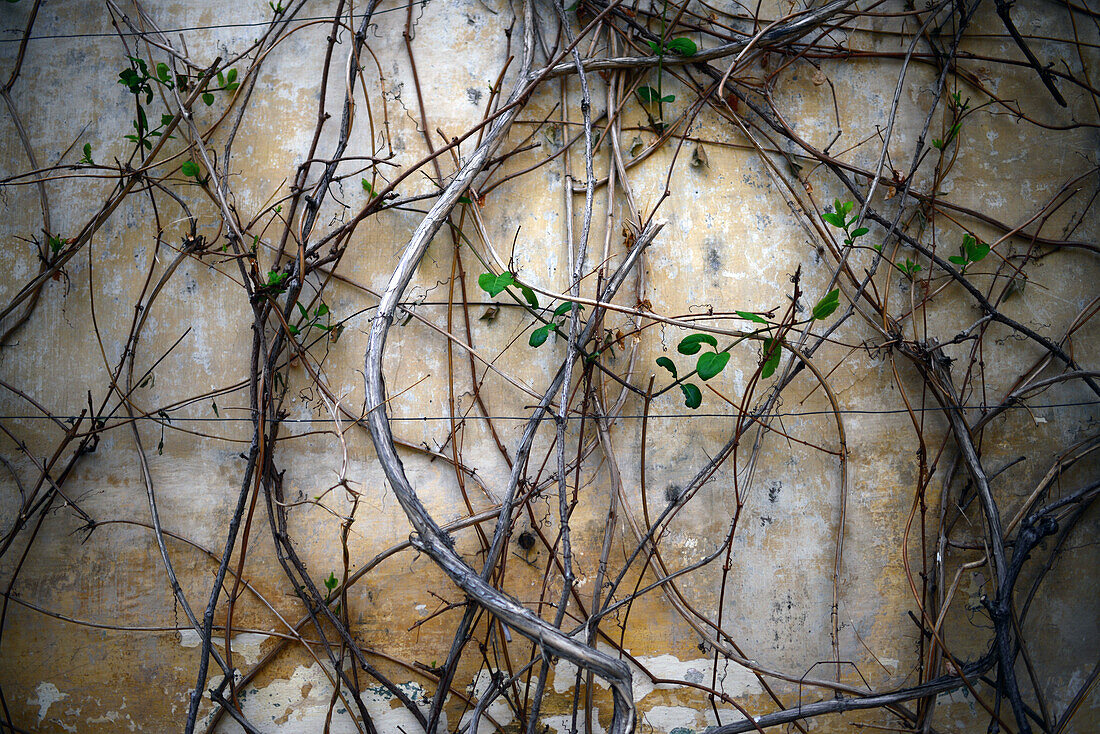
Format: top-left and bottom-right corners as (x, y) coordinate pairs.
(1, 1), (1097, 732)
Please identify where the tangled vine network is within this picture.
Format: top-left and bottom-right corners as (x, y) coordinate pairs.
(0, 0), (1098, 732)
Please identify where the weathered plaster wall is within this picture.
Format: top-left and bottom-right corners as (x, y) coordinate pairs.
(0, 1), (1097, 732)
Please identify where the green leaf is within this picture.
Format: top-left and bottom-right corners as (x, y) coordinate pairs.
(161, 113), (175, 128)
(478, 271), (515, 297)
(647, 40), (661, 55)
(80, 143), (94, 164)
(266, 271), (287, 287)
(324, 571), (338, 591)
(211, 400), (219, 417)
(361, 179), (376, 197)
(661, 94), (676, 103)
(680, 383), (702, 409)
(735, 310), (768, 324)
(519, 284), (539, 310)
(553, 301), (580, 317)
(948, 254), (968, 266)
(656, 356), (677, 379)
(181, 160), (200, 178)
(842, 200), (854, 215)
(677, 333), (718, 355)
(315, 303), (329, 317)
(665, 37), (697, 56)
(637, 85), (660, 103)
(529, 323), (551, 347)
(761, 338), (782, 379)
(217, 71), (226, 87)
(118, 68), (138, 90)
(226, 68), (238, 85)
(812, 289), (840, 320)
(156, 62), (170, 82)
(202, 92), (215, 106)
(288, 324), (300, 335)
(851, 227), (869, 238)
(964, 234), (989, 262)
(297, 302), (308, 318)
(697, 351), (730, 381)
(932, 139), (944, 150)
(458, 196), (472, 204)
(821, 211), (844, 228)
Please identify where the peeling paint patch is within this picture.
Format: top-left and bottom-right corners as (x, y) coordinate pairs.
(552, 658), (579, 694)
(177, 629), (269, 665)
(641, 705), (697, 731)
(541, 710), (606, 734)
(212, 663), (437, 733)
(179, 628), (202, 648)
(459, 669), (515, 733)
(28, 682), (66, 725)
(627, 654), (763, 703)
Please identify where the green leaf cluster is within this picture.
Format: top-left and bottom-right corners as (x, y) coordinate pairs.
(655, 332), (734, 410)
(477, 272), (581, 348)
(118, 58), (181, 151)
(528, 301), (581, 348)
(821, 199), (868, 245)
(826, 200), (925, 280)
(289, 302), (335, 337)
(201, 68), (240, 106)
(933, 94), (968, 150)
(647, 37), (697, 57)
(637, 85), (675, 104)
(947, 234), (989, 272)
(263, 269), (289, 294)
(896, 258), (922, 278)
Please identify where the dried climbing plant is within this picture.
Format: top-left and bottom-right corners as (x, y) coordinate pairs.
(0, 0), (1097, 733)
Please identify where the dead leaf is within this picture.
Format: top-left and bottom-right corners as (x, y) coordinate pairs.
(812, 69), (827, 86)
(691, 145), (709, 169)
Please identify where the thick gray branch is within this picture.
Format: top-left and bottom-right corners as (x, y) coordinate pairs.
(362, 4), (653, 731)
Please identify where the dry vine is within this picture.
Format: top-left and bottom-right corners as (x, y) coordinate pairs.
(0, 0), (1098, 733)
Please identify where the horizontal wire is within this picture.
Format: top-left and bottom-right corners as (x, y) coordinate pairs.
(0, 2), (430, 44)
(0, 400), (1096, 424)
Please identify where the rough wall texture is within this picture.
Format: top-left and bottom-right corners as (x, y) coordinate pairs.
(0, 1), (1097, 733)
